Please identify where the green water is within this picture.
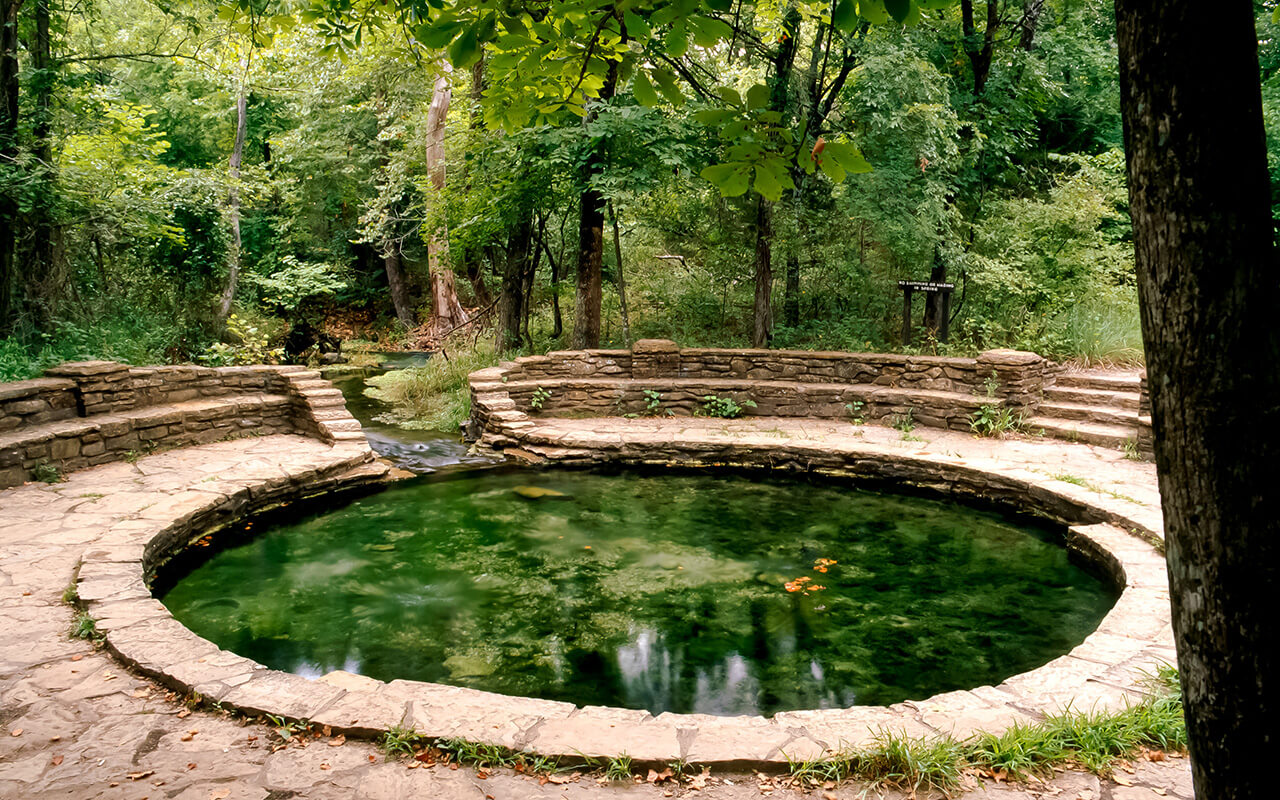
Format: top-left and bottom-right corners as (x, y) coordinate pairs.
(159, 470), (1115, 716)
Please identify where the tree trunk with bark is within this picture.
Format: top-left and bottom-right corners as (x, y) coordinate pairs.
(424, 71), (468, 337)
(0, 0), (21, 333)
(496, 209), (531, 353)
(216, 75), (249, 325)
(751, 8), (800, 348)
(783, 252), (800, 328)
(27, 0), (53, 315)
(383, 243), (415, 329)
(1116, 3), (1279, 799)
(572, 188), (605, 348)
(960, 0), (998, 96)
(752, 197), (773, 348)
(609, 201), (631, 346)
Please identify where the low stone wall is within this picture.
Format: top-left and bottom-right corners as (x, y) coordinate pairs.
(469, 340), (1051, 437)
(0, 361), (362, 488)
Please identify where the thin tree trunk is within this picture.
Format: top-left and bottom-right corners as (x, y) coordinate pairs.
(752, 197), (773, 348)
(462, 54), (492, 307)
(216, 72), (248, 325)
(28, 0), (53, 314)
(1018, 0), (1045, 51)
(783, 252), (800, 328)
(609, 201), (630, 346)
(424, 71), (468, 336)
(383, 243), (415, 328)
(0, 0), (22, 333)
(546, 236), (563, 339)
(960, 0), (998, 96)
(1116, 3), (1278, 799)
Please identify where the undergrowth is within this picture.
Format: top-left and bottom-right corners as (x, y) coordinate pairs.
(364, 344), (500, 431)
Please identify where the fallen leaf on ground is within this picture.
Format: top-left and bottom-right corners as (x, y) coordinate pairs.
(187, 763), (197, 770)
(1114, 774), (1133, 786)
(327, 734), (345, 747)
(177, 710), (190, 718)
(70, 654), (82, 662)
(647, 768), (674, 784)
(9, 729), (21, 737)
(1153, 789), (1167, 796)
(210, 790), (230, 800)
(50, 755), (63, 766)
(127, 770), (155, 780)
(320, 762), (330, 770)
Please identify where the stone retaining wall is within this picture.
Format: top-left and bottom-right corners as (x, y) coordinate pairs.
(0, 361), (362, 488)
(469, 340), (1051, 437)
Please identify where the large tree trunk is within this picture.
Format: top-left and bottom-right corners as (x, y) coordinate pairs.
(216, 76), (248, 325)
(496, 210), (531, 353)
(462, 55), (492, 307)
(0, 0), (24, 333)
(570, 20), (622, 350)
(751, 198), (773, 348)
(383, 243), (415, 328)
(424, 71), (468, 337)
(1116, 3), (1278, 799)
(751, 9), (800, 348)
(572, 189), (605, 348)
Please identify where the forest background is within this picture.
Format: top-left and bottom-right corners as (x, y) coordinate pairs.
(5, 0), (1276, 382)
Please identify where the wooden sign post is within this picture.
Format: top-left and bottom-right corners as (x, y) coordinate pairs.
(898, 280), (956, 345)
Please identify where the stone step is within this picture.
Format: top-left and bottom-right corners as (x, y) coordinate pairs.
(1043, 386), (1140, 410)
(1036, 401), (1140, 427)
(1055, 372), (1142, 392)
(1026, 416), (1140, 449)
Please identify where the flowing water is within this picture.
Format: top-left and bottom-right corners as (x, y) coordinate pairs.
(160, 468), (1115, 716)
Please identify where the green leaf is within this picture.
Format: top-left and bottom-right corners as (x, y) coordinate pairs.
(651, 68), (686, 106)
(417, 20), (463, 50)
(701, 163), (751, 197)
(831, 0), (858, 32)
(665, 21), (689, 57)
(824, 141), (874, 174)
(753, 164), (783, 201)
(693, 108), (737, 125)
(884, 0), (910, 22)
(818, 155), (846, 183)
(689, 16), (733, 46)
(745, 83), (771, 110)
(633, 71), (661, 107)
(448, 25), (482, 68)
(623, 10), (651, 40)
(705, 0), (734, 10)
(716, 86), (742, 107)
(858, 0), (888, 24)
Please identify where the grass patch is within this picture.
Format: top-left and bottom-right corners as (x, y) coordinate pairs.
(785, 664), (1184, 794)
(365, 344), (499, 431)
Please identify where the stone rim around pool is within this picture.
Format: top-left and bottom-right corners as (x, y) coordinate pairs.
(75, 441), (1173, 771)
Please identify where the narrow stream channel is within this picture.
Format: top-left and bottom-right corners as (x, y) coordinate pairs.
(324, 352), (501, 473)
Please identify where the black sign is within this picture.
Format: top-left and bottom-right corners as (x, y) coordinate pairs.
(897, 281), (955, 292)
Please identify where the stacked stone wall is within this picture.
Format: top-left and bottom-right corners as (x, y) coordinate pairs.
(0, 362), (363, 488)
(469, 340), (1052, 439)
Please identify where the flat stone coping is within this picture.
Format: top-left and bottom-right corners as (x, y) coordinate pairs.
(76, 421), (1174, 770)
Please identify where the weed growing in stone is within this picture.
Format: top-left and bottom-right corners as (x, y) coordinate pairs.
(844, 400), (865, 424)
(1122, 439), (1142, 460)
(603, 753), (633, 781)
(71, 611), (102, 641)
(529, 386), (552, 411)
(698, 394), (757, 418)
(970, 404), (1020, 438)
(61, 581), (78, 605)
(892, 408), (916, 433)
(378, 725), (426, 758)
(32, 460), (62, 483)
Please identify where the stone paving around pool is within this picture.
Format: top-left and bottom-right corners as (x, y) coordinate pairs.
(0, 417), (1189, 797)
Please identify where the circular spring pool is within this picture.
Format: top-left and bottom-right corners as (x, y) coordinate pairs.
(158, 469), (1116, 717)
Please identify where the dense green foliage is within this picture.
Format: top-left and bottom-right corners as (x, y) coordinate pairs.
(14, 0), (1266, 378)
